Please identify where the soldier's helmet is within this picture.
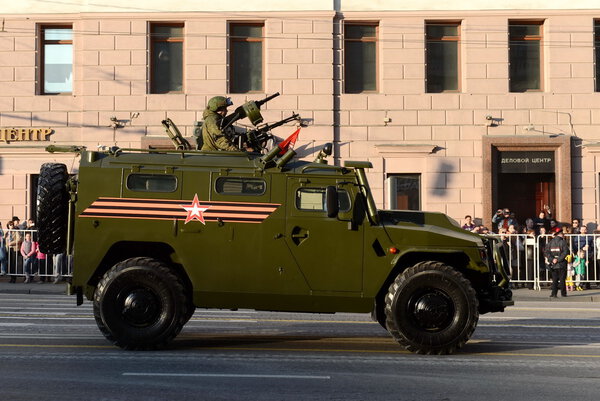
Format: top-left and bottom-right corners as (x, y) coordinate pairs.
(207, 96), (233, 112)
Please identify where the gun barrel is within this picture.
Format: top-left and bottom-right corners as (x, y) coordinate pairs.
(255, 92), (280, 108)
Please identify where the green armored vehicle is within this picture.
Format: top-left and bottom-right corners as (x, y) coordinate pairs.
(37, 97), (512, 355)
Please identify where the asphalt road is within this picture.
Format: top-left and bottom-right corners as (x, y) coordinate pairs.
(1, 293), (599, 401)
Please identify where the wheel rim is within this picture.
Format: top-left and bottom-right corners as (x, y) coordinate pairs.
(119, 287), (162, 327)
(408, 288), (455, 332)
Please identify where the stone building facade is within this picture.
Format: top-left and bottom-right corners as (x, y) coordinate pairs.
(1, 1), (600, 229)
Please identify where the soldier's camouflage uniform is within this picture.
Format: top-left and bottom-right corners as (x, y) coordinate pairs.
(200, 109), (240, 152)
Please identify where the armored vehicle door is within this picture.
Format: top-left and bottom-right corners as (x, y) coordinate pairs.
(285, 177), (364, 292)
(179, 171), (309, 298)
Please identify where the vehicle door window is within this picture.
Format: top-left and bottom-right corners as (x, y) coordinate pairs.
(296, 188), (351, 212)
(215, 177), (266, 195)
(127, 174), (177, 192)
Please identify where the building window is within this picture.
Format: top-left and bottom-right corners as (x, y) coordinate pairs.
(344, 22), (378, 93)
(509, 21), (543, 92)
(40, 25), (73, 94)
(388, 174), (421, 210)
(229, 23), (263, 93)
(595, 21), (600, 92)
(150, 23), (184, 94)
(426, 22), (460, 93)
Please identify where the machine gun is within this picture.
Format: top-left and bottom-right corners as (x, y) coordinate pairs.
(221, 92), (280, 131)
(218, 92), (301, 152)
(233, 113), (301, 152)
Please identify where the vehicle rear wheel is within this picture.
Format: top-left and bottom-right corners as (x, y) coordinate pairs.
(36, 163), (69, 254)
(93, 257), (187, 350)
(384, 261), (479, 355)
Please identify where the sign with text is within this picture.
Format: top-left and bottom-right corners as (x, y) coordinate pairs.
(499, 151), (554, 173)
(0, 128), (53, 142)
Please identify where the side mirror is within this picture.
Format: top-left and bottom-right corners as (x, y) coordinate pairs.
(326, 186), (339, 218)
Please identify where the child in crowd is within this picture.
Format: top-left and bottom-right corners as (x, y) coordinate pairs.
(34, 240), (46, 281)
(20, 232), (37, 283)
(566, 254), (574, 291)
(573, 249), (587, 291)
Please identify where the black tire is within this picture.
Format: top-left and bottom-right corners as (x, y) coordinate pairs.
(37, 163), (69, 254)
(93, 257), (187, 350)
(384, 261), (479, 355)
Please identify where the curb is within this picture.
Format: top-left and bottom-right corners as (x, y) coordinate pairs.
(0, 278), (68, 295)
(510, 288), (600, 303)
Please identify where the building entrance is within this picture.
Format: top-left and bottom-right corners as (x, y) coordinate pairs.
(495, 150), (556, 228)
(483, 136), (571, 230)
(497, 172), (555, 225)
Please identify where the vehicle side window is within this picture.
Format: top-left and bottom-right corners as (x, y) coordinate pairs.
(215, 177), (266, 195)
(296, 188), (351, 212)
(126, 174), (177, 192)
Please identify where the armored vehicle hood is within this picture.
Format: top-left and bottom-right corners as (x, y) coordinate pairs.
(379, 210), (484, 247)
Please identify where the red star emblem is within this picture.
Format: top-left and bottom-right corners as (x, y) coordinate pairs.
(181, 194), (211, 224)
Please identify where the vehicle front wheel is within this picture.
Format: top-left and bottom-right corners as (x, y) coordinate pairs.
(384, 261), (479, 355)
(93, 257), (187, 350)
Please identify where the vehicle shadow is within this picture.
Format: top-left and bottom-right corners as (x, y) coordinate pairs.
(172, 333), (403, 353)
(171, 316), (600, 356)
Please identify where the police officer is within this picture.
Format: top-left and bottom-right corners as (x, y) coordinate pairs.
(200, 96), (240, 152)
(544, 227), (570, 298)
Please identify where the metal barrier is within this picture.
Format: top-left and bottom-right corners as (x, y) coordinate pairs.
(0, 229), (72, 282)
(488, 233), (600, 291)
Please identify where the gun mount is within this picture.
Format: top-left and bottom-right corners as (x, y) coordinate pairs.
(162, 118), (192, 150)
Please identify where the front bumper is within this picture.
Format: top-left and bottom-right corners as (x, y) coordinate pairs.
(480, 236), (513, 313)
(479, 286), (514, 314)
(483, 236), (511, 288)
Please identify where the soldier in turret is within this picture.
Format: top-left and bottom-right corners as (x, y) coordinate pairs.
(200, 96), (241, 152)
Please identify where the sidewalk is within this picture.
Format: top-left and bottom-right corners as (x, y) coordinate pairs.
(510, 287), (600, 302)
(1, 276), (600, 302)
(0, 276), (68, 295)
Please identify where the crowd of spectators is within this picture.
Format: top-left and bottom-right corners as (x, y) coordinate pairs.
(0, 216), (66, 284)
(461, 207), (600, 292)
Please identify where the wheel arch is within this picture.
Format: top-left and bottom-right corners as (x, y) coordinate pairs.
(86, 241), (192, 300)
(372, 251), (473, 328)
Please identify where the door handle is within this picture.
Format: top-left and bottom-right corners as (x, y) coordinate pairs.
(290, 227), (309, 245)
(291, 233), (308, 239)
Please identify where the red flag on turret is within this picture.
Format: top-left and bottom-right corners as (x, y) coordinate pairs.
(277, 128), (301, 155)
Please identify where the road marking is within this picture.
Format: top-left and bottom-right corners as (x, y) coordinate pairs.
(478, 323), (600, 329)
(470, 351), (600, 358)
(0, 344), (113, 349)
(122, 372), (331, 380)
(511, 307), (600, 312)
(0, 333), (101, 338)
(1, 308), (68, 316)
(0, 316), (92, 320)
